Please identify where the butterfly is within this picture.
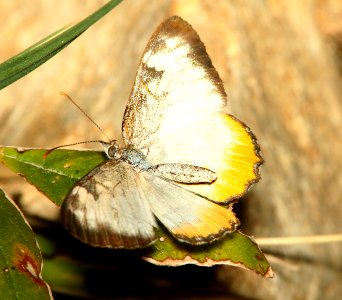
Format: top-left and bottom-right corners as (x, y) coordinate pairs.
(61, 16), (262, 249)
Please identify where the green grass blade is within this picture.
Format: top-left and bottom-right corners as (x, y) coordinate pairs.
(0, 0), (123, 89)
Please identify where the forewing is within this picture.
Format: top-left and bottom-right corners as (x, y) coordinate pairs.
(122, 16), (262, 203)
(142, 171), (239, 245)
(61, 160), (157, 249)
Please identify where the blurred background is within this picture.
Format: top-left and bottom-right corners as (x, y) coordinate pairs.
(1, 0), (342, 299)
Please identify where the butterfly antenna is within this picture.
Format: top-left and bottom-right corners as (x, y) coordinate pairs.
(44, 140), (108, 159)
(60, 92), (111, 142)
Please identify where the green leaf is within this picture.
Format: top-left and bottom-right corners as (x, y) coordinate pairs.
(0, 147), (106, 206)
(142, 227), (273, 277)
(0, 146), (272, 276)
(0, 0), (123, 90)
(0, 189), (52, 299)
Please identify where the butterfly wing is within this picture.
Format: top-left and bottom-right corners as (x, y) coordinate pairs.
(122, 16), (262, 203)
(142, 171), (239, 244)
(61, 160), (157, 249)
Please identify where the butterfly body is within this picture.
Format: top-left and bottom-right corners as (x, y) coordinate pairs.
(61, 16), (262, 249)
(104, 140), (217, 183)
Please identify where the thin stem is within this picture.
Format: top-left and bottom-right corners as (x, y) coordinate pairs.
(255, 233), (342, 246)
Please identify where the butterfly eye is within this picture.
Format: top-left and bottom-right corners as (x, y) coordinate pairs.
(106, 140), (121, 159)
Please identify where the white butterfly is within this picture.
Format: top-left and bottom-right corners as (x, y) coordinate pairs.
(61, 16), (262, 249)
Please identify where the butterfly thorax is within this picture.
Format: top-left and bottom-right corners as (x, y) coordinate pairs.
(121, 147), (152, 170)
(103, 140), (152, 170)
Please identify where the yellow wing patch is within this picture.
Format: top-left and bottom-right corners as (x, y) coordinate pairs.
(171, 205), (239, 243)
(182, 114), (262, 203)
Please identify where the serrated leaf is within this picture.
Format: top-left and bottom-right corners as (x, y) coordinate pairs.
(0, 146), (272, 276)
(0, 0), (123, 89)
(0, 189), (52, 299)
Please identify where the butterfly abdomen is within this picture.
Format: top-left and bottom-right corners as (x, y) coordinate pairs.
(148, 163), (217, 184)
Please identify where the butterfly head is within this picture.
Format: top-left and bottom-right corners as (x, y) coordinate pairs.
(101, 140), (121, 160)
